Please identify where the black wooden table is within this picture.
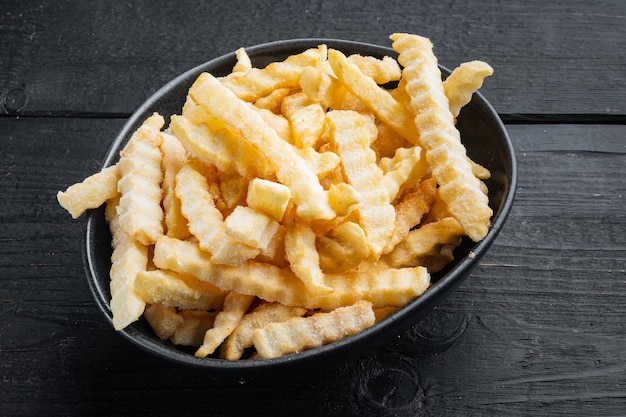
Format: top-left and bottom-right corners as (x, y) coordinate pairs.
(2, 1), (625, 416)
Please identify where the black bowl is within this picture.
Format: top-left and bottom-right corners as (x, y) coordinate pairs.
(84, 38), (517, 376)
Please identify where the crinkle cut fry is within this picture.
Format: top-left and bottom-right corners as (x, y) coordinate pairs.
(281, 92), (326, 149)
(326, 110), (396, 259)
(220, 46), (326, 102)
(175, 161), (259, 265)
(116, 113), (165, 245)
(144, 304), (184, 340)
(381, 216), (465, 269)
(152, 236), (431, 311)
(327, 48), (421, 143)
(220, 302), (308, 360)
(189, 72), (335, 221)
(379, 145), (425, 203)
(170, 310), (219, 347)
(170, 112), (272, 179)
(383, 177), (438, 254)
(299, 66), (367, 112)
(390, 33), (492, 241)
(252, 300), (376, 359)
(346, 54), (402, 84)
(105, 197), (148, 331)
(134, 269), (227, 311)
(57, 164), (120, 219)
(443, 60), (494, 119)
(195, 292), (256, 358)
(284, 217), (333, 295)
(160, 131), (190, 240)
(232, 47), (252, 73)
(169, 114), (235, 173)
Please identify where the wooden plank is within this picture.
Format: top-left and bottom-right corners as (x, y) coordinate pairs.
(1, 0), (625, 117)
(1, 118), (625, 415)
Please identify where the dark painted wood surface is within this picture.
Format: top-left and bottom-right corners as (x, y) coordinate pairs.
(2, 0), (625, 117)
(1, 1), (625, 416)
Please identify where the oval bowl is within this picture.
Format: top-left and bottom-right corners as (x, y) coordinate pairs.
(84, 38), (517, 376)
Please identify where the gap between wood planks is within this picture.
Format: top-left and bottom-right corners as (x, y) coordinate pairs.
(2, 111), (626, 126)
(501, 113), (626, 125)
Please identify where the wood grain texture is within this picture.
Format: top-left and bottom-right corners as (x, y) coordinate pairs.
(1, 0), (625, 117)
(1, 117), (624, 416)
(1, 1), (625, 415)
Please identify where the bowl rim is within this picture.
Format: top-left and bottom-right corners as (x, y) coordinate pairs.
(83, 37), (517, 374)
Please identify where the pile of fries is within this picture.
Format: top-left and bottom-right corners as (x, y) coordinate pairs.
(58, 33), (493, 360)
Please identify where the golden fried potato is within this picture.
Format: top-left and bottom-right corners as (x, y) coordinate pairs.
(57, 165), (120, 219)
(144, 304), (184, 340)
(195, 292), (256, 358)
(444, 60), (494, 119)
(252, 300), (376, 359)
(281, 92), (326, 149)
(383, 177), (438, 254)
(381, 216), (464, 269)
(175, 161), (260, 265)
(221, 302), (307, 360)
(134, 269), (227, 311)
(299, 66), (367, 112)
(327, 49), (420, 142)
(317, 221), (370, 273)
(347, 54), (402, 84)
(246, 178), (291, 222)
(220, 46), (326, 102)
(224, 206), (280, 251)
(232, 47), (252, 73)
(326, 110), (396, 259)
(160, 131), (190, 239)
(170, 310), (218, 347)
(390, 33), (492, 241)
(189, 72), (335, 221)
(105, 197), (148, 331)
(284, 217), (332, 294)
(116, 113), (165, 245)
